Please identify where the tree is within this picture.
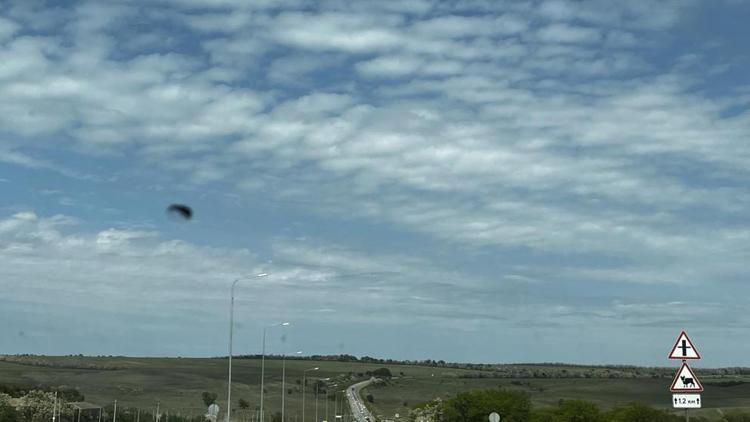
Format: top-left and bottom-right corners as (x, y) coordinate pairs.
(442, 389), (531, 422)
(366, 393), (374, 403)
(372, 368), (392, 378)
(19, 390), (57, 422)
(202, 391), (218, 408)
(0, 393), (20, 422)
(530, 400), (603, 422)
(239, 399), (250, 410)
(604, 402), (680, 422)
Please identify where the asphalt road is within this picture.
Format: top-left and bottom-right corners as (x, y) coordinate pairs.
(346, 378), (376, 422)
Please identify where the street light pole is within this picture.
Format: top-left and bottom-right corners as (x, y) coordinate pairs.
(227, 273), (268, 422)
(261, 322), (290, 422)
(316, 378), (330, 422)
(302, 367), (319, 422)
(282, 351), (302, 422)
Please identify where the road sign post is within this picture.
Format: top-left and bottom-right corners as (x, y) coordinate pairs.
(668, 331), (702, 422)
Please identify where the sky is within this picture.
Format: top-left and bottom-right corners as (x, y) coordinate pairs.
(1, 0), (750, 367)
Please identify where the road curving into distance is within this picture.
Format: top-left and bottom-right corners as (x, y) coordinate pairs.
(346, 377), (376, 422)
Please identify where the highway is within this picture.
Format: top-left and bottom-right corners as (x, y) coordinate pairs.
(346, 378), (376, 422)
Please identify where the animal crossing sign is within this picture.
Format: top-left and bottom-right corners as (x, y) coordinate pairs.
(670, 362), (703, 392)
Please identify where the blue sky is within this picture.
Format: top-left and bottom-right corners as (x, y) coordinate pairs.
(1, 0), (750, 367)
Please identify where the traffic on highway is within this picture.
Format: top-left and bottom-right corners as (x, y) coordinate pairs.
(346, 378), (376, 422)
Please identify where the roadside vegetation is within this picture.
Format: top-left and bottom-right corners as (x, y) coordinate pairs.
(411, 389), (750, 422)
(4, 356), (750, 421)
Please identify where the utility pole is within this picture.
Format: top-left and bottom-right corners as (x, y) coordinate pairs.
(52, 391), (57, 422)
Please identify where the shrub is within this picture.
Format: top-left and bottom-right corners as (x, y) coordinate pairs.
(442, 389), (531, 422)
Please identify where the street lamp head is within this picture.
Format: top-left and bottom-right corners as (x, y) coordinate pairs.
(257, 273), (269, 277)
(281, 322), (291, 326)
(296, 351), (303, 354)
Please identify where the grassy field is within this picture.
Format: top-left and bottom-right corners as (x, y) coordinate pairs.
(3, 356), (750, 421)
(0, 356), (380, 419)
(362, 374), (750, 421)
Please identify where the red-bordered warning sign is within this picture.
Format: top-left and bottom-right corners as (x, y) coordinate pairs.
(668, 330), (701, 360)
(670, 362), (704, 392)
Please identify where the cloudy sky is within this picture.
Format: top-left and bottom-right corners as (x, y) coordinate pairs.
(1, 0), (750, 367)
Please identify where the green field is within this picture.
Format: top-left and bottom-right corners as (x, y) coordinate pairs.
(2, 356), (750, 421)
(362, 374), (750, 421)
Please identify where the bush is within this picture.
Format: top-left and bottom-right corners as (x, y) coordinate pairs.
(372, 368), (393, 378)
(723, 411), (750, 422)
(442, 389), (531, 422)
(530, 400), (603, 422)
(604, 402), (680, 422)
(0, 394), (20, 422)
(201, 391), (218, 407)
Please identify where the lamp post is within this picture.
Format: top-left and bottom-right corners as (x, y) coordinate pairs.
(302, 367), (319, 422)
(227, 273), (268, 422)
(325, 384), (337, 422)
(316, 378), (330, 422)
(261, 322), (290, 422)
(334, 389), (344, 422)
(282, 351), (303, 422)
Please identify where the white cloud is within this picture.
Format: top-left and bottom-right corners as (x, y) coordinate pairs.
(1, 0), (747, 291)
(410, 14), (528, 38)
(536, 23), (602, 44)
(0, 211), (532, 329)
(356, 55), (423, 78)
(272, 12), (404, 52)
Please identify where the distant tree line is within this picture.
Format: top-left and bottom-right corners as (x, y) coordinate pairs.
(216, 354), (750, 379)
(0, 355), (123, 370)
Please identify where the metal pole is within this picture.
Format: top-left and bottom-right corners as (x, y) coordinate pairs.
(282, 354), (286, 422)
(228, 280), (238, 422)
(325, 390), (328, 422)
(685, 409), (689, 422)
(99, 408), (102, 422)
(113, 400), (117, 422)
(78, 408), (82, 422)
(156, 402), (160, 422)
(303, 374), (306, 422)
(52, 391), (57, 422)
(315, 383), (318, 422)
(260, 327), (267, 422)
(137, 409), (140, 422)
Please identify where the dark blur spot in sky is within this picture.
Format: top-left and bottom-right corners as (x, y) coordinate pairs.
(167, 204), (193, 220)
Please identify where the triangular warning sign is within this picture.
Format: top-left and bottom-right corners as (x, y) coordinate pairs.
(668, 330), (701, 360)
(670, 363), (703, 392)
